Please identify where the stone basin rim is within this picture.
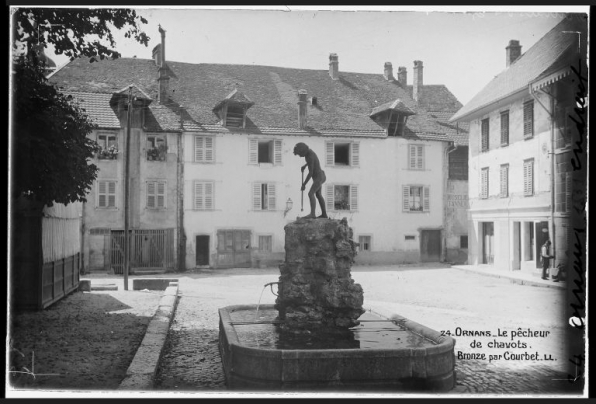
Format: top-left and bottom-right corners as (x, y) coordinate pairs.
(219, 304), (456, 353)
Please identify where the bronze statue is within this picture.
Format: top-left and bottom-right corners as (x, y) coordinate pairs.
(293, 143), (328, 219)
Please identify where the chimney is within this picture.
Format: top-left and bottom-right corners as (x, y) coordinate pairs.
(158, 67), (170, 104)
(506, 40), (522, 67)
(159, 25), (166, 67)
(152, 44), (161, 66)
(397, 66), (407, 86)
(384, 62), (394, 81)
(329, 53), (339, 80)
(298, 89), (308, 129)
(413, 60), (423, 103)
(156, 25), (169, 104)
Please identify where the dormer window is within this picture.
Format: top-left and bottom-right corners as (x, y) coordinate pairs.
(213, 89), (254, 128)
(369, 99), (415, 137)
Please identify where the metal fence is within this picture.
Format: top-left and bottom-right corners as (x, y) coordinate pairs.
(109, 229), (175, 274)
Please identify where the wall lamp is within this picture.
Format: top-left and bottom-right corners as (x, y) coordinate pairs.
(284, 198), (293, 217)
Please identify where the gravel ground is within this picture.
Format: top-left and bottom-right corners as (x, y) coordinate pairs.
(153, 266), (584, 397)
(7, 289), (162, 393)
(6, 266), (585, 397)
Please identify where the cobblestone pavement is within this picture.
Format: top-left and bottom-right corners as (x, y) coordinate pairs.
(153, 266), (585, 396)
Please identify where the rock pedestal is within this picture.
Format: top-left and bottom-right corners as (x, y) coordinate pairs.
(275, 217), (365, 335)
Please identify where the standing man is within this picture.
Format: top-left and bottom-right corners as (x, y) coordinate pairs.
(541, 239), (555, 280)
(293, 142), (328, 219)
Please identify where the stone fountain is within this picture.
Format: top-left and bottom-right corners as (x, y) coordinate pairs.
(219, 218), (456, 392)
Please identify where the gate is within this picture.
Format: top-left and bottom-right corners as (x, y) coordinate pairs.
(109, 229), (175, 274)
(216, 230), (252, 268)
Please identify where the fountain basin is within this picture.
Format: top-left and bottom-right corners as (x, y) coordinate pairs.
(219, 304), (456, 392)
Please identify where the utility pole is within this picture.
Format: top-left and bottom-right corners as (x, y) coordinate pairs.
(123, 86), (132, 290)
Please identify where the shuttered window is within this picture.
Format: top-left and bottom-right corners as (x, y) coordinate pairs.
(252, 183), (277, 210)
(500, 111), (509, 146)
(97, 180), (117, 208)
(500, 164), (509, 198)
(481, 168), (489, 199)
(481, 118), (489, 152)
(248, 139), (282, 165)
(523, 101), (534, 138)
(194, 181), (214, 210)
(325, 141), (360, 167)
(147, 180), (166, 209)
(258, 235), (273, 252)
(195, 136), (215, 163)
(325, 184), (359, 211)
(408, 144), (424, 170)
(402, 185), (430, 212)
(523, 159), (534, 196)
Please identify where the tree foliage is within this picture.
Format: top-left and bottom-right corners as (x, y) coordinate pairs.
(13, 8), (150, 62)
(12, 57), (100, 205)
(11, 8), (150, 207)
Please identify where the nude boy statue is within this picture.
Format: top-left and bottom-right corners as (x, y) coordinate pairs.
(293, 142), (328, 219)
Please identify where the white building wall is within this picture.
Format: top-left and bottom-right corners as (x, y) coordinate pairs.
(467, 91), (553, 271)
(183, 131), (446, 268)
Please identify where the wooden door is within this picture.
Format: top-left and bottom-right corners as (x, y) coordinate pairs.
(217, 230), (252, 268)
(420, 230), (441, 262)
(196, 235), (210, 266)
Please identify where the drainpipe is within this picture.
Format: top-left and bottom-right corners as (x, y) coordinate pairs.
(530, 85), (556, 269)
(443, 141), (457, 263)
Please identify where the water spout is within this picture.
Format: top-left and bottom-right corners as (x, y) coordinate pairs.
(255, 282), (280, 322)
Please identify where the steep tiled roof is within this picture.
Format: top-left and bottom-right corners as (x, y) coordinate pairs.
(407, 85), (463, 113)
(451, 15), (587, 122)
(65, 91), (181, 131)
(66, 92), (121, 129)
(51, 56), (465, 141)
(370, 99), (415, 117)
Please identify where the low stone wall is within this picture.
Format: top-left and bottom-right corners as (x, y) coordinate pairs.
(132, 278), (179, 291)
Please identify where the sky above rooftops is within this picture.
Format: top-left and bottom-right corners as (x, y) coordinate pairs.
(37, 6), (588, 106)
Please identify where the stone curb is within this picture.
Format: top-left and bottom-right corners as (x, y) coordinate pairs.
(450, 266), (565, 290)
(118, 282), (179, 390)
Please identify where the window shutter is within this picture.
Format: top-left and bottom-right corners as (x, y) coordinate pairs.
(267, 183), (276, 210)
(417, 145), (424, 169)
(274, 140), (282, 165)
(409, 145), (416, 169)
(195, 136), (204, 162)
(402, 185), (410, 211)
(326, 184), (334, 211)
(147, 182), (156, 208)
(157, 182), (165, 208)
(524, 101), (534, 137)
(500, 165), (508, 197)
(528, 161), (534, 195)
(253, 183), (262, 210)
(194, 182), (203, 210)
(108, 181), (116, 207)
(349, 185), (358, 211)
(248, 139), (258, 165)
(423, 186), (430, 211)
(98, 181), (106, 207)
(204, 182), (213, 210)
(98, 182), (106, 207)
(205, 136), (214, 162)
(351, 143), (360, 167)
(528, 162), (533, 195)
(481, 168), (488, 198)
(326, 142), (335, 166)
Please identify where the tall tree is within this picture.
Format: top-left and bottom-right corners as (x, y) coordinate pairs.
(11, 8), (150, 207)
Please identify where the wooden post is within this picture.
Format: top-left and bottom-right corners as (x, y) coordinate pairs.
(124, 86), (132, 290)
